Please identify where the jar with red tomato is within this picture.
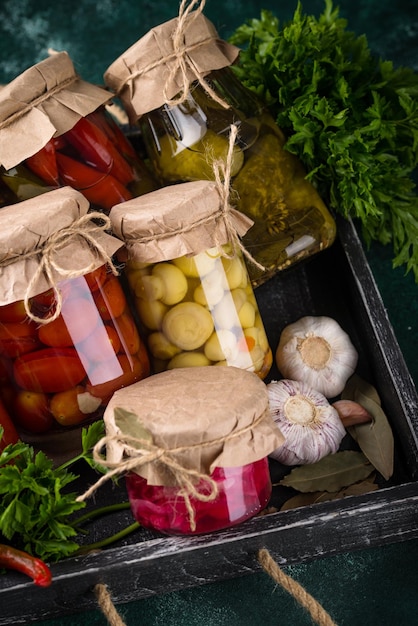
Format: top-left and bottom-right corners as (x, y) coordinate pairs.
(0, 187), (150, 447)
(0, 51), (158, 213)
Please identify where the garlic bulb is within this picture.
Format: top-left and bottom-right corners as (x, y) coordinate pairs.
(267, 379), (346, 465)
(275, 316), (358, 398)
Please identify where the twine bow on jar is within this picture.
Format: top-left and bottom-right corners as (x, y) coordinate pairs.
(0, 212), (119, 324)
(116, 0), (231, 110)
(77, 408), (268, 532)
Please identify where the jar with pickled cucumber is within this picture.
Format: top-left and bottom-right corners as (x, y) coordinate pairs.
(109, 180), (272, 379)
(104, 9), (336, 286)
(0, 187), (150, 455)
(0, 51), (158, 213)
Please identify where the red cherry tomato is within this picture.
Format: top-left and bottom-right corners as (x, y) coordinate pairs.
(56, 153), (133, 211)
(83, 265), (109, 292)
(93, 275), (127, 321)
(114, 312), (141, 355)
(13, 348), (86, 393)
(13, 390), (53, 434)
(86, 354), (148, 403)
(37, 297), (100, 348)
(0, 395), (19, 449)
(50, 386), (88, 427)
(0, 301), (28, 323)
(78, 324), (121, 369)
(0, 322), (41, 358)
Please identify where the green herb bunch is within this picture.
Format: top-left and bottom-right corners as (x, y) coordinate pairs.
(0, 422), (107, 562)
(230, 0), (418, 279)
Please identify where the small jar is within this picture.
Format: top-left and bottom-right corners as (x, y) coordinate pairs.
(110, 180), (272, 378)
(104, 10), (336, 286)
(0, 187), (150, 443)
(101, 366), (285, 535)
(0, 52), (158, 213)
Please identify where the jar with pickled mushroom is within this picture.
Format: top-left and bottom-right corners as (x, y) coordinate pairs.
(0, 52), (158, 213)
(0, 187), (150, 454)
(91, 366), (285, 535)
(109, 180), (272, 379)
(104, 7), (336, 286)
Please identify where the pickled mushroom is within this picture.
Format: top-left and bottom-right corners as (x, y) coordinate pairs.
(162, 302), (214, 350)
(167, 351), (211, 369)
(136, 299), (168, 330)
(152, 263), (188, 305)
(222, 255), (247, 289)
(204, 329), (239, 362)
(148, 332), (181, 360)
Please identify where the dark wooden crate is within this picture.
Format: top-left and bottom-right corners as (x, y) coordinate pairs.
(1, 216), (418, 625)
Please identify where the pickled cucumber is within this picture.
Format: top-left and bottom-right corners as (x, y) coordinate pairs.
(155, 129), (244, 182)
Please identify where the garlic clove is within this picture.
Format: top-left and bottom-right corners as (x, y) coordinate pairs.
(267, 379), (346, 465)
(332, 399), (373, 427)
(275, 316), (358, 398)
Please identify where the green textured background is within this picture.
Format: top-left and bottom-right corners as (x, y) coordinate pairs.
(1, 1), (418, 624)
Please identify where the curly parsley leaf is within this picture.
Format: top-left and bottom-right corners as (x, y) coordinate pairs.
(230, 0), (418, 280)
(0, 421), (106, 562)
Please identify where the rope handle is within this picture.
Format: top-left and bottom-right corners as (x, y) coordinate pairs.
(94, 548), (338, 626)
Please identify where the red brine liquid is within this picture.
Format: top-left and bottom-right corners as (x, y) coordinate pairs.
(125, 457), (272, 535)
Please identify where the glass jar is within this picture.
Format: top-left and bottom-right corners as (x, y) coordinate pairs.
(0, 188), (150, 441)
(0, 51), (158, 213)
(101, 366), (285, 536)
(104, 12), (336, 286)
(126, 458), (271, 535)
(109, 180), (272, 378)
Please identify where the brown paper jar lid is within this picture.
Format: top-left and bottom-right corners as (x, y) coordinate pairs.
(103, 12), (240, 121)
(0, 51), (113, 170)
(0, 186), (123, 305)
(103, 366), (285, 486)
(109, 180), (253, 263)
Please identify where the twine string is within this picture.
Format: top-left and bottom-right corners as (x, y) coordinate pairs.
(95, 584), (127, 626)
(211, 124), (265, 271)
(123, 124), (265, 272)
(77, 410), (268, 531)
(0, 212), (119, 324)
(257, 549), (338, 626)
(118, 0), (230, 109)
(0, 74), (78, 131)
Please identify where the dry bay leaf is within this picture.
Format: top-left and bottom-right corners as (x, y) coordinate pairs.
(114, 406), (154, 448)
(279, 450), (374, 493)
(280, 476), (378, 511)
(347, 392), (394, 480)
(343, 374), (381, 406)
(342, 376), (394, 480)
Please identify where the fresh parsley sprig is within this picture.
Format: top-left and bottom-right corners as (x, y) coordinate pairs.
(230, 0), (418, 279)
(0, 421), (136, 563)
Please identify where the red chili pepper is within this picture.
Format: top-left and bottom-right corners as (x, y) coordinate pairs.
(64, 116), (135, 185)
(0, 544), (52, 586)
(24, 139), (60, 186)
(56, 152), (133, 211)
(0, 396), (19, 451)
(87, 109), (138, 159)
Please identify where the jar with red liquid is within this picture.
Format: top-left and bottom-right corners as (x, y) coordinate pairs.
(102, 366), (284, 535)
(109, 180), (272, 378)
(0, 51), (158, 213)
(0, 187), (150, 450)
